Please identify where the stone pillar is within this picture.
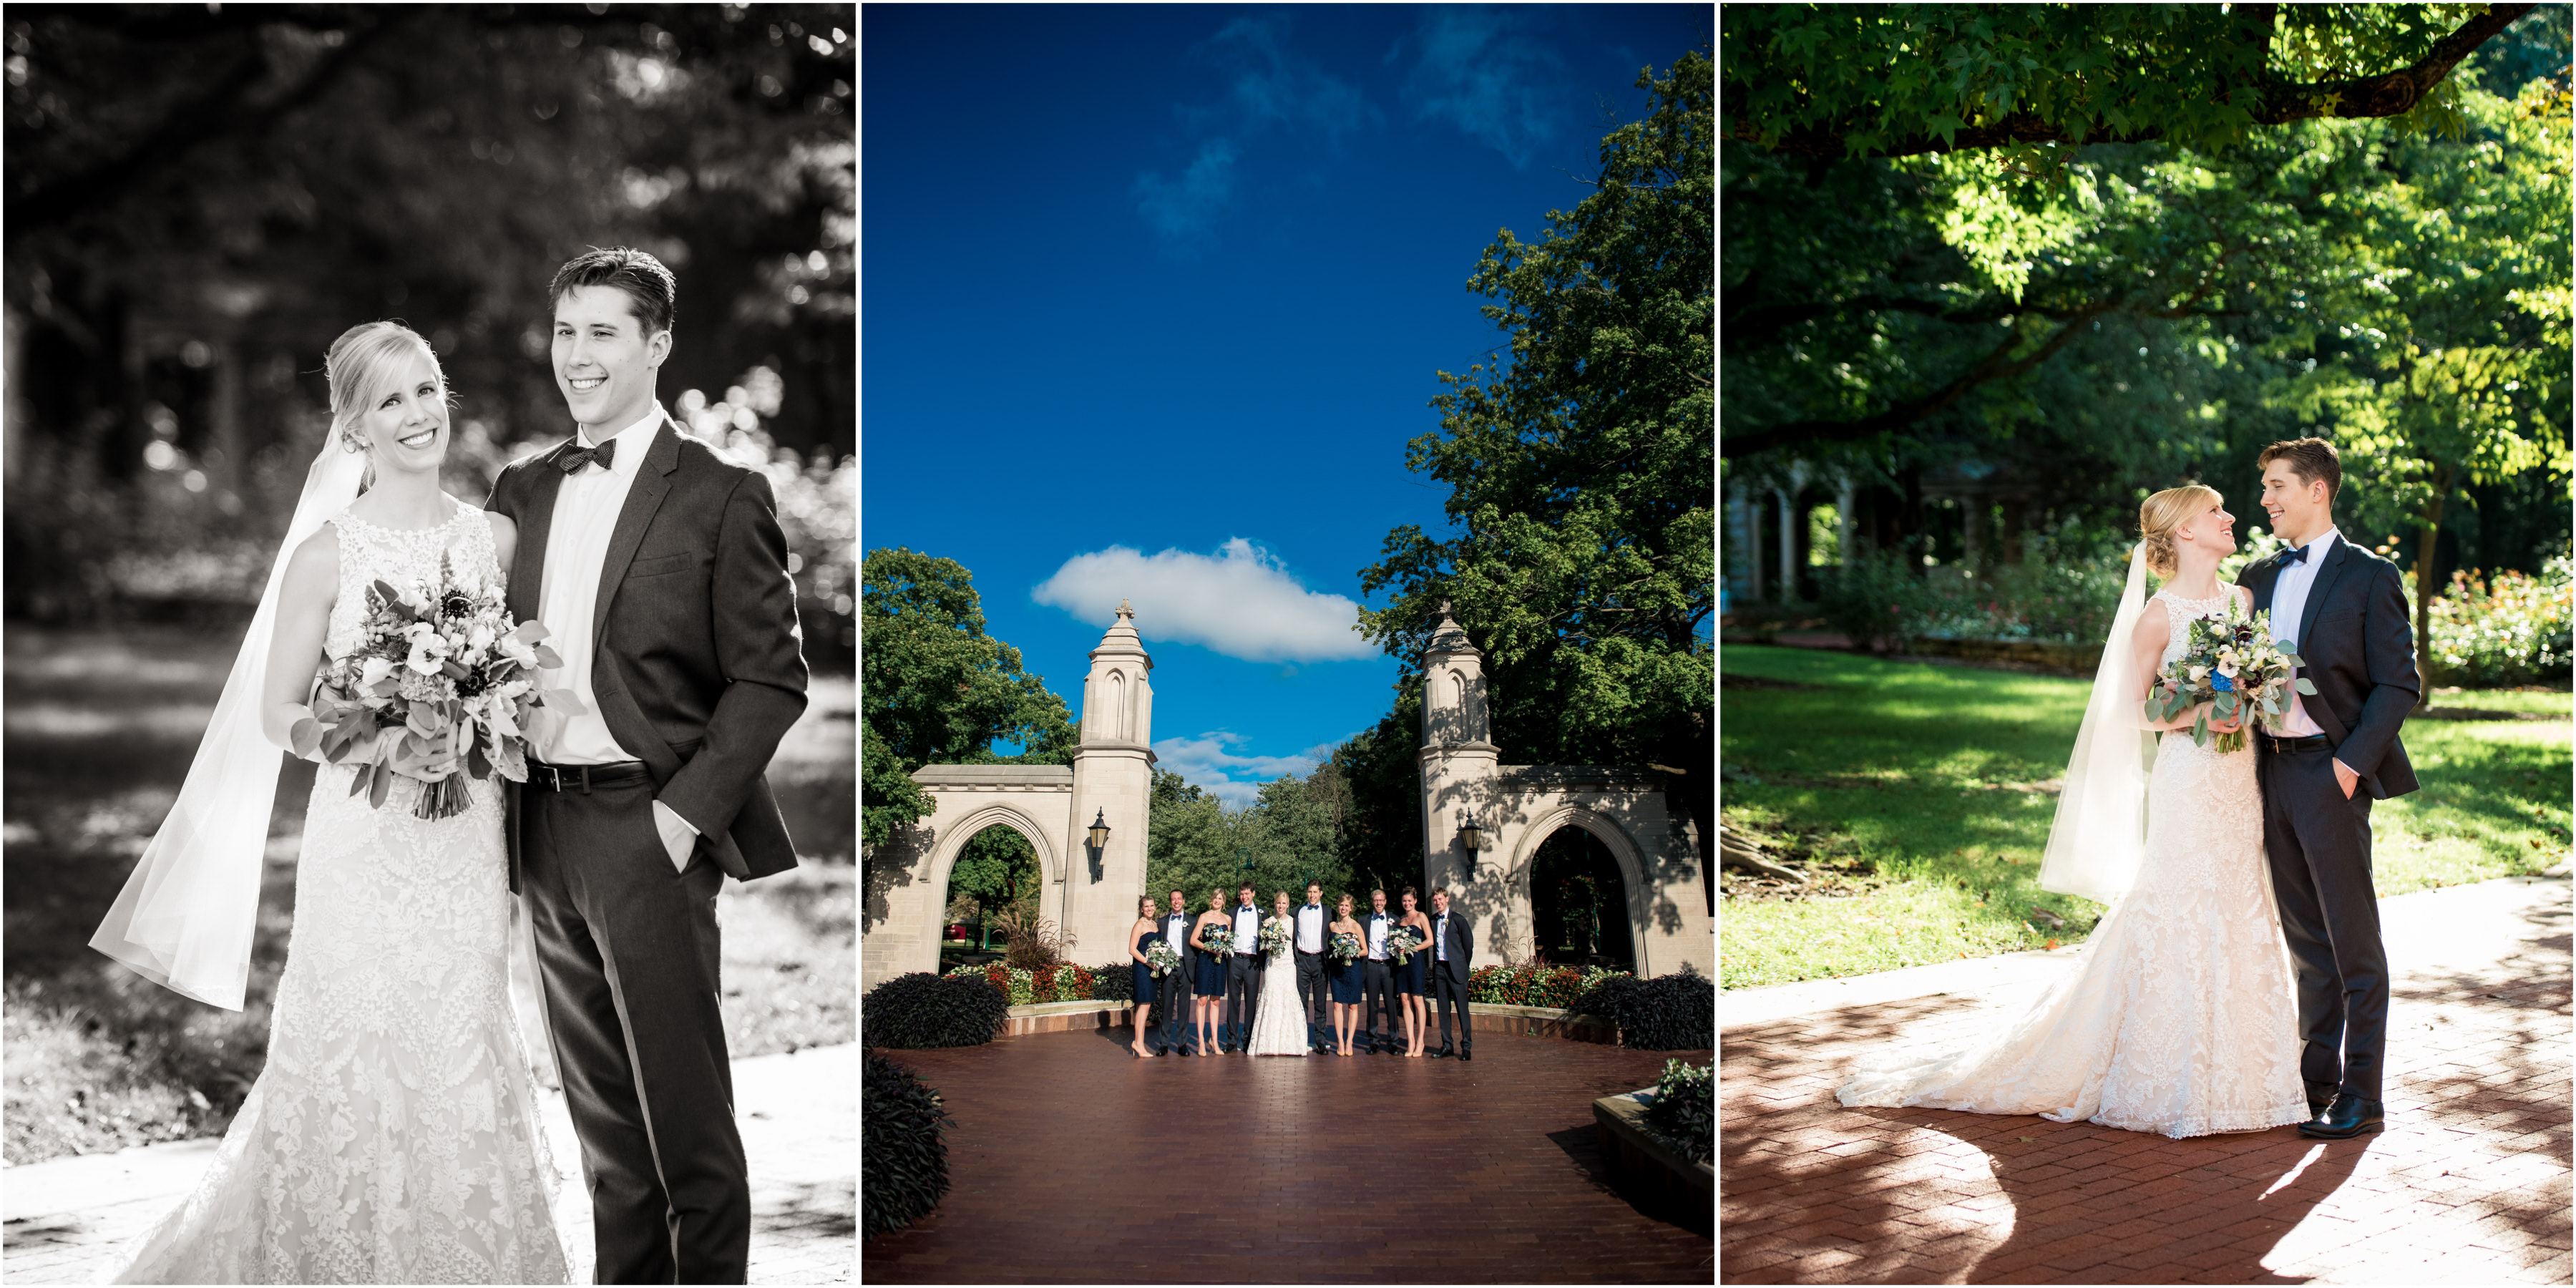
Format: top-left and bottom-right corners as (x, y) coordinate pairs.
(1775, 487), (1797, 602)
(1416, 604), (1511, 955)
(1065, 600), (1154, 965)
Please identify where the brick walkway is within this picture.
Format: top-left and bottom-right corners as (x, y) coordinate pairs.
(3, 1043), (854, 1284)
(864, 1028), (1713, 1282)
(1721, 877), (2572, 1284)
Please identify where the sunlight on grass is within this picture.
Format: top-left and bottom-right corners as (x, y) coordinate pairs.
(1721, 645), (2571, 991)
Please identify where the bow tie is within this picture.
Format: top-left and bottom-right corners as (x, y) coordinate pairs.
(557, 438), (616, 474)
(2280, 544), (2310, 567)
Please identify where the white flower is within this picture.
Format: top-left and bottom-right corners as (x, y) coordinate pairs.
(359, 655), (398, 688)
(467, 622), (495, 653)
(404, 625), (452, 675)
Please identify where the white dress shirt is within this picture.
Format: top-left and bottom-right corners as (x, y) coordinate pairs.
(1434, 910), (1450, 963)
(1296, 903), (1324, 953)
(1231, 904), (1261, 954)
(1164, 909), (1192, 951)
(2263, 527), (2339, 739)
(1365, 910), (1390, 960)
(535, 405), (664, 765)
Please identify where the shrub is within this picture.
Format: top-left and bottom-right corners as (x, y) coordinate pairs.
(989, 904), (1075, 971)
(2411, 556), (2575, 686)
(1083, 961), (1135, 1003)
(1468, 962), (1631, 1008)
(946, 962), (1035, 1005)
(1643, 1058), (1713, 1165)
(1030, 963), (1094, 1003)
(863, 1049), (953, 1239)
(862, 972), (1009, 1049)
(1570, 967), (1714, 1051)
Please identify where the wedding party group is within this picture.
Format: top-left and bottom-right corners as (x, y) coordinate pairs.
(84, 248), (808, 1284)
(1841, 438), (2415, 1143)
(1121, 882), (1477, 1061)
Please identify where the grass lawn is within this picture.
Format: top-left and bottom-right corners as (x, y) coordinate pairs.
(2, 625), (854, 1164)
(1720, 645), (2572, 991)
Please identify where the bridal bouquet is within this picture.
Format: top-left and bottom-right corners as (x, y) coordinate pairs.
(1387, 925), (1427, 966)
(1258, 916), (1293, 958)
(292, 554), (582, 819)
(1145, 939), (1184, 977)
(2145, 599), (2311, 753)
(1196, 922), (1234, 955)
(1328, 930), (1365, 962)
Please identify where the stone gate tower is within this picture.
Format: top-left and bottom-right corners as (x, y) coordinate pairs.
(1413, 603), (1713, 978)
(1063, 600), (1156, 960)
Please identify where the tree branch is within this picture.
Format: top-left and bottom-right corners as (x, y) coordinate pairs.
(1722, 305), (2109, 457)
(1730, 3), (2536, 160)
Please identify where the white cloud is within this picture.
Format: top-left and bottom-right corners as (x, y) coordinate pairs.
(1030, 537), (1374, 663)
(1401, 7), (1561, 166)
(1133, 138), (1238, 245)
(1153, 732), (1340, 809)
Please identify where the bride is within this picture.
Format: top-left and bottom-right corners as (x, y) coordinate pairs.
(91, 321), (570, 1282)
(1245, 889), (1309, 1057)
(1838, 484), (2307, 1138)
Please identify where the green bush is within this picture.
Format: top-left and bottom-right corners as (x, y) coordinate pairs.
(1570, 967), (1714, 1050)
(1642, 1058), (1712, 1165)
(2413, 555), (2574, 686)
(862, 1049), (953, 1239)
(1819, 524), (2131, 650)
(1083, 961), (1136, 1003)
(1467, 962), (1631, 1008)
(862, 972), (1008, 1048)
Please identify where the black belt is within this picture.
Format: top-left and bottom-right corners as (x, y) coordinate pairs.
(525, 759), (653, 792)
(2259, 733), (2332, 755)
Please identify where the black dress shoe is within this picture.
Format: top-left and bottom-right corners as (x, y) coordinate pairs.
(2298, 1093), (2384, 1139)
(1458, 1049), (1472, 1062)
(2305, 1080), (2338, 1113)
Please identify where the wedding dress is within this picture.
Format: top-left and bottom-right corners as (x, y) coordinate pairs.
(1837, 587), (2308, 1138)
(114, 503), (570, 1284)
(1246, 934), (1308, 1056)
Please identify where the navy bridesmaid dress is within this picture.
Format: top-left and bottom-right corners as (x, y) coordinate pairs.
(1193, 923), (1229, 996)
(1330, 943), (1363, 1004)
(1132, 928), (1163, 1004)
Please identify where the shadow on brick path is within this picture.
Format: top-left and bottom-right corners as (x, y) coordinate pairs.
(1722, 883), (2572, 1284)
(864, 1028), (1712, 1283)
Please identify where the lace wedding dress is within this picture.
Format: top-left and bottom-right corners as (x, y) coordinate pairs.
(114, 503), (570, 1284)
(1246, 935), (1308, 1056)
(1838, 587), (2308, 1138)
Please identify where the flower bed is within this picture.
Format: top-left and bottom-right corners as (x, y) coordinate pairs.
(946, 961), (1098, 1005)
(1468, 962), (1631, 1008)
(2414, 557), (2575, 686)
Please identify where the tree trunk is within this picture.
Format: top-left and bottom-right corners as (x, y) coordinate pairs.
(2414, 499), (2444, 711)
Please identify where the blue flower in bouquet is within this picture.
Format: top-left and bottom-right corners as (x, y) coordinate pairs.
(2210, 673), (2235, 692)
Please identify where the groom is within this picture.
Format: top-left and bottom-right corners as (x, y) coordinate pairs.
(490, 247), (808, 1282)
(2236, 436), (2418, 1141)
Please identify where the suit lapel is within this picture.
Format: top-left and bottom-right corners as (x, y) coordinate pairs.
(509, 443), (573, 627)
(2245, 553), (2280, 616)
(2295, 535), (2355, 658)
(590, 416), (683, 660)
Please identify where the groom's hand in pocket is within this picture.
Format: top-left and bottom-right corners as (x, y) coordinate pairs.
(2332, 759), (2359, 800)
(650, 799), (700, 873)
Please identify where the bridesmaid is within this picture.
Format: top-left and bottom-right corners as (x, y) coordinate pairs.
(1327, 893), (1365, 1056)
(1126, 895), (1161, 1059)
(1192, 889), (1233, 1056)
(1397, 886), (1433, 1057)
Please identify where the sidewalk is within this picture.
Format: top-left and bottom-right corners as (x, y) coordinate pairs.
(1, 1043), (854, 1284)
(1722, 876), (2572, 1284)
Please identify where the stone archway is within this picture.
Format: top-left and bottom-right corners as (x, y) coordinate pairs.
(862, 604), (1159, 993)
(1508, 803), (1649, 974)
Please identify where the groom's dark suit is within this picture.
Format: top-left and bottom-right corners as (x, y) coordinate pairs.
(489, 416), (806, 1284)
(2238, 532), (2417, 1103)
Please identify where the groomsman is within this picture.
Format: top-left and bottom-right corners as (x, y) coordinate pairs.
(1361, 889), (1397, 1053)
(1222, 884), (1264, 1052)
(1158, 888), (1197, 1055)
(1428, 887), (1474, 1061)
(1293, 881), (1330, 1053)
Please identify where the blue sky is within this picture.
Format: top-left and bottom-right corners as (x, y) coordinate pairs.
(861, 3), (1712, 806)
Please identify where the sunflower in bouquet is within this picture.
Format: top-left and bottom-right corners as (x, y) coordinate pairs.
(292, 552), (582, 819)
(2145, 597), (2310, 753)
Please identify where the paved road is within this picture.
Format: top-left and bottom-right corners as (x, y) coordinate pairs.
(864, 1028), (1713, 1282)
(1721, 875), (2572, 1284)
(1, 1043), (855, 1284)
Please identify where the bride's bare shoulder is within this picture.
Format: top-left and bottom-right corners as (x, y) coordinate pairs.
(2132, 595), (2170, 640)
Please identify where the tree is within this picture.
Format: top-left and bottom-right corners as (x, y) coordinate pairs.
(1359, 52), (1714, 859)
(1723, 4), (2534, 160)
(859, 548), (1077, 851)
(1144, 770), (1242, 909)
(2278, 79), (2573, 696)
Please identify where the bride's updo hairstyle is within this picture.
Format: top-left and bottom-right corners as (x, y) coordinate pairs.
(323, 321), (447, 454)
(2137, 483), (2222, 578)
